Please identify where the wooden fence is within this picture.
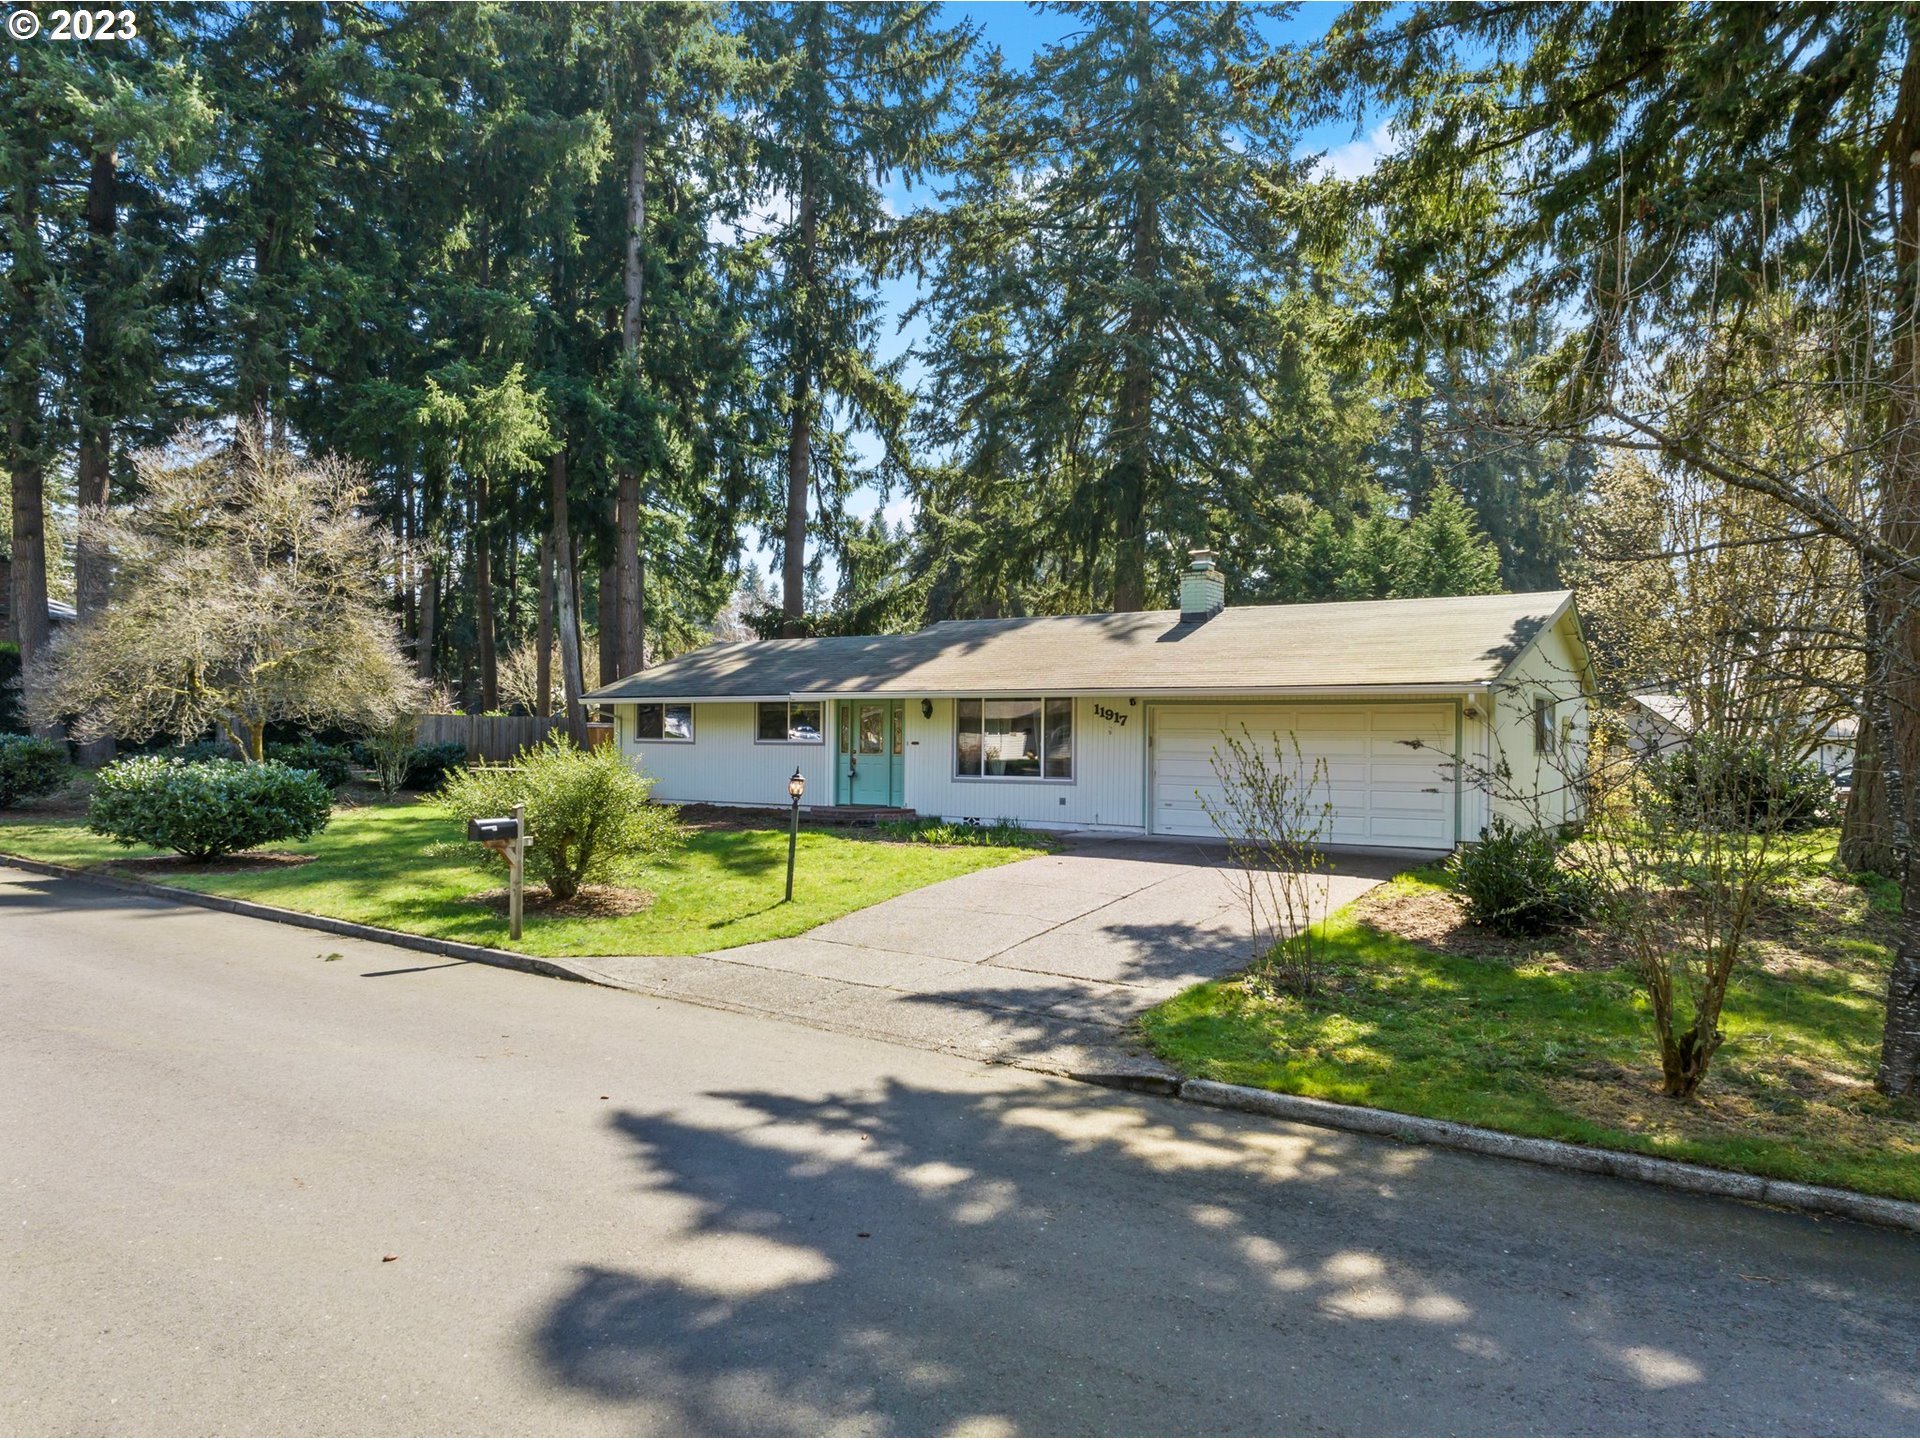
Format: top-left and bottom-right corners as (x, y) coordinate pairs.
(416, 714), (613, 764)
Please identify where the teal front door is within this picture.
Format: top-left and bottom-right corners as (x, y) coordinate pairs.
(841, 700), (904, 806)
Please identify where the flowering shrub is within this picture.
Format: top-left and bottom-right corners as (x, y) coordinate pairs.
(88, 757), (333, 860)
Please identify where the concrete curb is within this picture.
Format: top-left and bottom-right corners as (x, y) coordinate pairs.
(1177, 1078), (1920, 1234)
(0, 852), (600, 988)
(8, 849), (1918, 1235)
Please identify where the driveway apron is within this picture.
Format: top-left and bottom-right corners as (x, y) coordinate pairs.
(574, 837), (1401, 1078)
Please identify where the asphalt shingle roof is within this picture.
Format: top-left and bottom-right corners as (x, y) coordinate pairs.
(585, 590), (1576, 701)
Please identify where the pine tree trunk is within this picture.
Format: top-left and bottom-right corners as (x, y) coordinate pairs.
(549, 450), (587, 745)
(598, 559), (618, 687)
(615, 470), (643, 674)
(416, 561), (437, 684)
(784, 369), (812, 634)
(1109, 4), (1158, 614)
(8, 440), (48, 665)
(474, 472), (497, 711)
(613, 44), (651, 676)
(245, 223), (276, 429)
(72, 145), (120, 765)
(536, 532), (553, 717)
(782, 119), (820, 636)
(1875, 47), (1920, 1096)
(7, 159), (50, 670)
(75, 147), (116, 617)
(1840, 698), (1897, 875)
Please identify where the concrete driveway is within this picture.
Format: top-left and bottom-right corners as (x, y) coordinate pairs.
(573, 838), (1399, 1077)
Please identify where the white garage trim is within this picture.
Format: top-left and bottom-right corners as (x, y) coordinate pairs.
(1147, 700), (1461, 850)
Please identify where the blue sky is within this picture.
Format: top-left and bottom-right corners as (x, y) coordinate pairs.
(745, 1), (1384, 589)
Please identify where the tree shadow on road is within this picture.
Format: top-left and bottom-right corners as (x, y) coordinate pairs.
(532, 1077), (1918, 1436)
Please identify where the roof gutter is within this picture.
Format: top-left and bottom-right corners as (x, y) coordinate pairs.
(595, 682), (1497, 703)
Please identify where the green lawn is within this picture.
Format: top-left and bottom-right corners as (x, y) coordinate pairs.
(1142, 837), (1920, 1202)
(0, 799), (1043, 959)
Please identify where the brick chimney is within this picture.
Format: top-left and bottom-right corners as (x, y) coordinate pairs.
(1178, 548), (1226, 622)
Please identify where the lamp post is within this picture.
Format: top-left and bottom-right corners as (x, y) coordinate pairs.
(785, 767), (806, 902)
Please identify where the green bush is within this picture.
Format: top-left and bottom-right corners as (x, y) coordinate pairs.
(266, 739), (354, 789)
(0, 734), (71, 808)
(436, 734), (681, 900)
(404, 740), (468, 791)
(353, 737), (465, 789)
(876, 816), (1047, 848)
(159, 738), (243, 763)
(1647, 737), (1833, 832)
(1451, 817), (1594, 938)
(353, 717), (419, 796)
(88, 757), (334, 860)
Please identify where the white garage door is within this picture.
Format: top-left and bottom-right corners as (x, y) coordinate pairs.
(1150, 703), (1456, 849)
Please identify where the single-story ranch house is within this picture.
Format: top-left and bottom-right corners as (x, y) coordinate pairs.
(586, 554), (1592, 853)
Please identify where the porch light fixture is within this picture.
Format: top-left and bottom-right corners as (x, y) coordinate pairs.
(921, 698), (933, 719)
(784, 767), (805, 902)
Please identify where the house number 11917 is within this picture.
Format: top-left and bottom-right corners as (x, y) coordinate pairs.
(1093, 703), (1128, 727)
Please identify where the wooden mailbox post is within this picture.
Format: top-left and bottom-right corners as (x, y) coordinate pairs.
(467, 803), (527, 940)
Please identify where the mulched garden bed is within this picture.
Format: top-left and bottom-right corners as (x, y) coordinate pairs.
(471, 882), (655, 918)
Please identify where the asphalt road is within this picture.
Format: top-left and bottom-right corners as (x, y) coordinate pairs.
(4, 863), (1918, 1437)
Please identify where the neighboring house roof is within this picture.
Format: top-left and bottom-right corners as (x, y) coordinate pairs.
(587, 590), (1579, 701)
(1627, 692), (1694, 733)
(47, 599), (76, 623)
(1628, 691), (1859, 742)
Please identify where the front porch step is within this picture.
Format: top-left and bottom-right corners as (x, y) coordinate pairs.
(810, 804), (918, 826)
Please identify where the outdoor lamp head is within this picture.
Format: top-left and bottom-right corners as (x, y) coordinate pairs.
(788, 768), (806, 801)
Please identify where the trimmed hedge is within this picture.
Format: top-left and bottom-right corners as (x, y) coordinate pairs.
(88, 757), (333, 860)
(0, 734), (70, 808)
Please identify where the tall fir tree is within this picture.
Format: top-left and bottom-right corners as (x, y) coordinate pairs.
(914, 2), (1306, 614)
(738, 2), (971, 633)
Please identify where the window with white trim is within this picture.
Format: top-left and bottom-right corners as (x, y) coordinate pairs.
(954, 697), (1073, 780)
(635, 703), (694, 742)
(756, 700), (824, 743)
(1533, 696), (1557, 754)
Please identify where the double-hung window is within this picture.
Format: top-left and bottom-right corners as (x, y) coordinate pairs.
(954, 698), (1073, 780)
(635, 703), (694, 742)
(757, 700), (824, 744)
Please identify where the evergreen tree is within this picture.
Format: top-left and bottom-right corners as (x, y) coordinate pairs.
(1245, 483), (1501, 603)
(738, 2), (971, 633)
(914, 2), (1305, 614)
(2, 18), (206, 674)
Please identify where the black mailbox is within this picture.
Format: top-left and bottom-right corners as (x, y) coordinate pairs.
(467, 816), (521, 844)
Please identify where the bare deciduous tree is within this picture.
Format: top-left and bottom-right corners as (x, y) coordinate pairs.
(26, 427), (423, 758)
(1203, 728), (1336, 998)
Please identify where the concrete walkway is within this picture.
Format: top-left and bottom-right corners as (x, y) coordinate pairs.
(569, 838), (1399, 1079)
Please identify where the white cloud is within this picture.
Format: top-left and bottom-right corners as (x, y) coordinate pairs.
(1316, 121), (1396, 182)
